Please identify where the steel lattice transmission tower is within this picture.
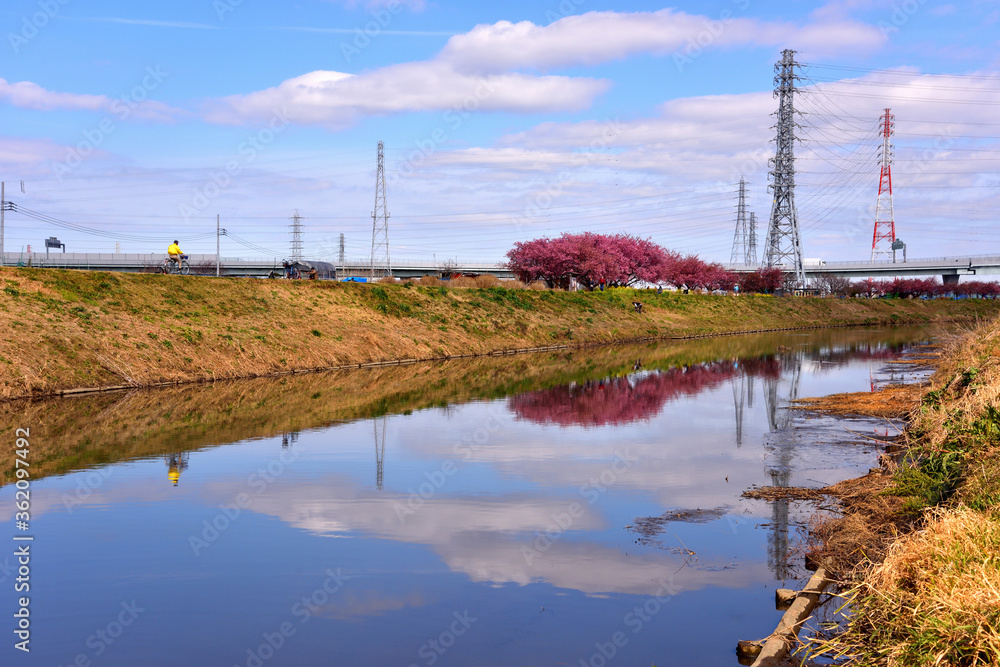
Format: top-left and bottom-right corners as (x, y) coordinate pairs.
(730, 177), (757, 265)
(764, 49), (805, 287)
(290, 210), (303, 261)
(370, 141), (392, 280)
(374, 416), (386, 491)
(871, 108), (896, 262)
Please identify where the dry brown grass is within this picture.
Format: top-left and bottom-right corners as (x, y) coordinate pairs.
(798, 317), (1000, 664)
(473, 274), (500, 288)
(905, 320), (1000, 451)
(793, 384), (926, 419)
(808, 508), (1000, 666)
(741, 486), (826, 501)
(443, 275), (508, 288)
(1, 266), (996, 400)
(446, 276), (478, 288)
(810, 472), (915, 576)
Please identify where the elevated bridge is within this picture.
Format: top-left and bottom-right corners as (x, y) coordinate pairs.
(0, 252), (513, 279)
(727, 254), (1000, 285)
(4, 252), (999, 285)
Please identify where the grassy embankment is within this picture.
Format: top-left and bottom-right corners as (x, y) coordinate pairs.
(1, 266), (998, 400)
(0, 326), (925, 486)
(802, 320), (1000, 666)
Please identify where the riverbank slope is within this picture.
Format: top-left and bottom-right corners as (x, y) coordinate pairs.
(803, 319), (1000, 665)
(2, 267), (998, 400)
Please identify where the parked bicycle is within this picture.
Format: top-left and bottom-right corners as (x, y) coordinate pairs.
(268, 260), (301, 279)
(157, 254), (191, 275)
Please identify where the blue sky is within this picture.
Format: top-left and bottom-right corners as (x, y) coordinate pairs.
(1, 0), (998, 264)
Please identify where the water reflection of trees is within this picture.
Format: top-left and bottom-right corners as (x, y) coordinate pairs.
(510, 358), (781, 428)
(2, 330), (927, 486)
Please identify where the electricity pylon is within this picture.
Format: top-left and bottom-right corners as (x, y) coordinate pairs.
(370, 141), (392, 280)
(731, 177), (753, 265)
(290, 210), (303, 261)
(871, 109), (896, 262)
(764, 49), (805, 287)
(374, 417), (386, 491)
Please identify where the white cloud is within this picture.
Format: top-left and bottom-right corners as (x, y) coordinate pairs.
(0, 78), (186, 122)
(811, 0), (893, 21)
(0, 78), (107, 112)
(438, 10), (888, 73)
(203, 65), (609, 129)
(0, 136), (87, 172)
(202, 8), (888, 130)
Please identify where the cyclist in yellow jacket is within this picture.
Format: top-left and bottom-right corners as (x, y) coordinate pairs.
(167, 240), (183, 268)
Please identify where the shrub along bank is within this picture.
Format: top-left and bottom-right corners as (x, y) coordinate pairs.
(1, 267), (999, 400)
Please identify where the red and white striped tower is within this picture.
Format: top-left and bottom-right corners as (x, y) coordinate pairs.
(871, 108), (896, 261)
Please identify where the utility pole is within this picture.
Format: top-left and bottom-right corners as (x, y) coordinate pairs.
(764, 49), (805, 287)
(370, 141), (391, 281)
(290, 210), (303, 261)
(871, 108), (896, 262)
(1, 182), (4, 268)
(216, 214), (221, 277)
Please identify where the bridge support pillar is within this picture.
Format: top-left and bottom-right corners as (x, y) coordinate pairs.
(942, 274), (959, 287)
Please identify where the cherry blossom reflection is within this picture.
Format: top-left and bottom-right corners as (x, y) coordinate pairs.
(510, 358), (781, 427)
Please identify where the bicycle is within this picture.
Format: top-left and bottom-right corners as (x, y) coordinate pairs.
(268, 260), (300, 279)
(157, 255), (191, 275)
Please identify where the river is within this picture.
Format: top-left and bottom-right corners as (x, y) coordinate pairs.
(0, 326), (937, 666)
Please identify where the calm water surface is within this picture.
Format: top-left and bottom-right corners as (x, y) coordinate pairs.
(0, 327), (936, 666)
